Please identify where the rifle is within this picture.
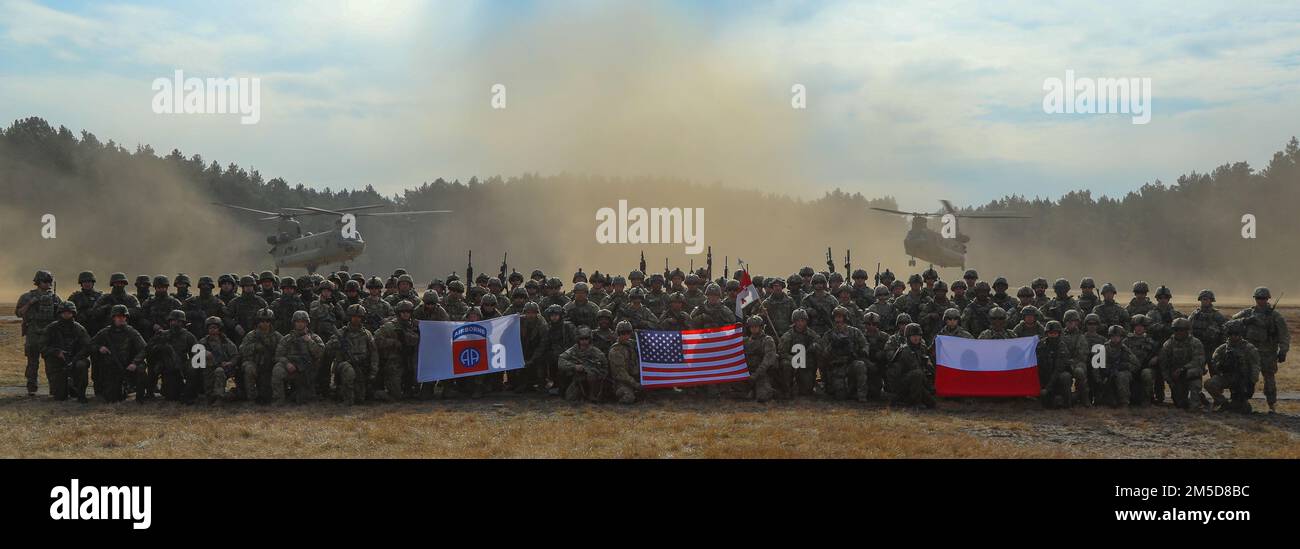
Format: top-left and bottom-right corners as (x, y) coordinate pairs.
(825, 247), (835, 274)
(639, 251), (647, 275)
(874, 262), (881, 286)
(664, 258), (669, 280)
(723, 256), (729, 281)
(498, 253), (508, 285)
(466, 250), (474, 285)
(844, 249), (851, 274)
(706, 246), (713, 280)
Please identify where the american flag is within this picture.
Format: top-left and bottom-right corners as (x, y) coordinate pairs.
(636, 324), (749, 389)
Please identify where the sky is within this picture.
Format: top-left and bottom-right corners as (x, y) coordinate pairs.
(2, 0), (1299, 211)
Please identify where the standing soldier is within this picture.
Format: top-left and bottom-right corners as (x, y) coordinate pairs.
(991, 277), (1016, 311)
(778, 309), (819, 398)
(619, 288), (660, 330)
(326, 305), (379, 405)
(741, 315), (777, 402)
(17, 270), (61, 396)
(386, 274), (420, 309)
(216, 274), (239, 306)
(310, 281), (347, 395)
(1126, 281), (1155, 317)
(361, 277), (395, 332)
(1008, 286), (1035, 325)
(67, 271), (103, 337)
(1076, 278), (1100, 315)
(1123, 315), (1159, 406)
(224, 276), (268, 345)
(681, 274), (705, 311)
(834, 285), (864, 330)
(659, 293), (692, 331)
(786, 275), (806, 308)
(961, 282), (996, 338)
(1159, 317), (1205, 411)
(591, 309), (617, 353)
(1145, 285), (1185, 403)
(1012, 306), (1045, 338)
(1029, 277), (1050, 309)
(512, 302), (549, 393)
(888, 323), (936, 408)
(689, 284), (736, 330)
(173, 274), (193, 302)
(540, 277), (570, 311)
(950, 280), (970, 312)
(90, 305), (149, 403)
(1091, 283), (1131, 331)
(645, 274), (668, 317)
(919, 281), (954, 342)
(801, 274), (838, 337)
(443, 280), (470, 319)
(1060, 310), (1091, 406)
(542, 305), (576, 396)
(893, 274), (930, 322)
(1232, 287), (1288, 414)
(977, 307), (1016, 339)
(605, 321), (641, 404)
(184, 276), (226, 340)
(961, 269), (979, 292)
(1036, 321), (1074, 408)
(257, 271), (281, 304)
(269, 277), (307, 335)
(138, 275), (183, 338)
(271, 310), (325, 404)
(815, 307), (870, 402)
(589, 272), (611, 305)
(41, 302), (92, 402)
(866, 285), (898, 333)
(761, 278), (795, 336)
(1189, 289), (1228, 366)
(374, 301), (419, 400)
(564, 282), (600, 329)
(415, 290), (450, 321)
(937, 308), (973, 338)
(861, 312), (890, 397)
(850, 269), (873, 310)
(1042, 278), (1080, 324)
(199, 316), (240, 405)
(238, 308), (282, 404)
(1206, 320), (1260, 413)
(134, 275), (152, 304)
(888, 279), (906, 301)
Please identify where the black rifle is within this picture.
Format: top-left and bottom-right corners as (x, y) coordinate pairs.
(723, 256), (729, 281)
(826, 247), (835, 274)
(466, 250), (474, 285)
(844, 249), (851, 274)
(706, 246), (713, 280)
(498, 253), (508, 285)
(874, 262), (881, 286)
(639, 251), (647, 275)
(664, 258), (669, 280)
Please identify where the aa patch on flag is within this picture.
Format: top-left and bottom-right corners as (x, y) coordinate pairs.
(417, 315), (524, 382)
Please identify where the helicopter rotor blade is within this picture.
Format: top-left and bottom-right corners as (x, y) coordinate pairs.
(213, 202), (284, 217)
(355, 210), (453, 216)
(869, 207), (940, 217)
(951, 213), (1032, 219)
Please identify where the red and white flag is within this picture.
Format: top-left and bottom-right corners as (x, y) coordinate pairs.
(934, 335), (1040, 397)
(735, 269), (760, 319)
(636, 324), (749, 389)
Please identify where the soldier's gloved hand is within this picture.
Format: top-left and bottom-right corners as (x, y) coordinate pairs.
(1279, 351), (1287, 363)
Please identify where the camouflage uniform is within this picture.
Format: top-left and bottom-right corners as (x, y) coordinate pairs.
(1091, 286), (1131, 331)
(269, 287), (308, 335)
(1122, 316), (1159, 406)
(89, 310), (149, 402)
(272, 318), (325, 403)
(1097, 332), (1140, 407)
(1232, 288), (1289, 411)
(1206, 324), (1260, 413)
(16, 273), (61, 394)
(1159, 321), (1205, 410)
(961, 285), (997, 338)
(67, 272), (104, 337)
(145, 314), (198, 402)
(325, 321), (379, 405)
(40, 304), (92, 401)
(887, 324), (936, 407)
(761, 283), (796, 337)
(1036, 325), (1075, 408)
(198, 323), (240, 403)
(373, 307), (419, 400)
(865, 286), (899, 334)
(605, 330), (641, 404)
(1042, 279), (1080, 323)
(223, 282), (268, 342)
(778, 311), (819, 398)
(238, 317), (282, 403)
(815, 310), (871, 402)
(556, 335), (609, 402)
(563, 285), (601, 329)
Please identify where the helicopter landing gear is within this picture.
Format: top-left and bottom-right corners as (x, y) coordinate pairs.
(907, 257), (916, 267)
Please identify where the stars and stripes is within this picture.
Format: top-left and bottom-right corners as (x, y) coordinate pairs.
(636, 323), (749, 388)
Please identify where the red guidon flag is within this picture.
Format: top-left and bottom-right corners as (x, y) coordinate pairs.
(934, 335), (1040, 397)
(735, 270), (760, 319)
(636, 324), (749, 389)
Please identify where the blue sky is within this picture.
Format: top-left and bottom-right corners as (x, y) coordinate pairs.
(2, 0), (1299, 210)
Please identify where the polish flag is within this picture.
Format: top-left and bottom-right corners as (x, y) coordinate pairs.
(934, 335), (1040, 397)
(735, 270), (760, 319)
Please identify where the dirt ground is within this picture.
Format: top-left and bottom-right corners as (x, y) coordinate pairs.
(2, 304), (1297, 458)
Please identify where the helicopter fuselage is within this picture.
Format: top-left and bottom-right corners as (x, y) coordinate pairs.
(272, 230), (366, 273)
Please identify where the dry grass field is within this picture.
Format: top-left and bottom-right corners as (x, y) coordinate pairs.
(2, 303), (1298, 458)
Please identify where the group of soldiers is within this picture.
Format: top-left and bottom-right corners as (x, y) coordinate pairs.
(14, 265), (1289, 413)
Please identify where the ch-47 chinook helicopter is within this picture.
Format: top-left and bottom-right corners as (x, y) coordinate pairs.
(214, 203), (450, 274)
(869, 200), (1029, 269)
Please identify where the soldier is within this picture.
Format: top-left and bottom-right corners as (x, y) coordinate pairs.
(892, 274), (929, 321)
(299, 275), (318, 304)
(1145, 285), (1185, 403)
(991, 277), (1016, 311)
(1123, 314), (1159, 407)
(1126, 281), (1155, 317)
(324, 305), (379, 405)
(217, 274), (239, 306)
(1189, 289), (1228, 365)
(850, 269), (873, 310)
(659, 293), (692, 331)
(786, 274), (806, 308)
(776, 309), (817, 398)
(950, 280), (970, 313)
(866, 285), (899, 334)
(861, 312), (890, 396)
(759, 278), (794, 337)
(361, 277), (395, 332)
(542, 304), (577, 396)
(512, 301), (550, 393)
(271, 310), (325, 404)
(961, 282), (996, 338)
(961, 269), (979, 292)
(591, 309), (617, 353)
(589, 272), (611, 305)
(1232, 287), (1288, 413)
(681, 274), (705, 311)
(1042, 278), (1080, 324)
(309, 281), (347, 394)
(373, 301), (419, 400)
(937, 308), (973, 338)
(1160, 317), (1205, 411)
(1036, 321), (1074, 408)
(618, 288), (659, 330)
(920, 268), (939, 296)
(529, 269), (546, 284)
(184, 276), (226, 340)
(888, 324), (936, 408)
(90, 304), (149, 403)
(815, 307), (871, 402)
(1012, 306), (1045, 338)
(919, 281), (954, 342)
(800, 274), (838, 336)
(741, 315), (777, 402)
(1205, 320), (1260, 413)
(137, 275), (183, 338)
(541, 277), (570, 311)
(41, 301), (92, 402)
(1097, 326), (1139, 407)
(557, 327), (608, 402)
(889, 279), (906, 301)
(645, 274), (668, 317)
(834, 285), (864, 330)
(341, 279), (364, 309)
(480, 293), (503, 319)
(416, 290), (450, 321)
(977, 307), (1016, 339)
(689, 283), (736, 330)
(173, 273), (193, 302)
(199, 316), (240, 405)
(134, 275), (152, 304)
(1030, 277), (1050, 309)
(386, 274), (420, 309)
(257, 271), (281, 304)
(524, 279), (542, 305)
(1091, 283), (1130, 331)
(145, 310), (198, 402)
(563, 282), (600, 329)
(1060, 310), (1091, 406)
(1077, 278), (1099, 314)
(605, 321), (642, 403)
(67, 271), (103, 338)
(239, 308), (282, 404)
(224, 276), (268, 344)
(1008, 286), (1035, 325)
(17, 270), (62, 396)
(268, 277), (307, 335)
(443, 280), (470, 319)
